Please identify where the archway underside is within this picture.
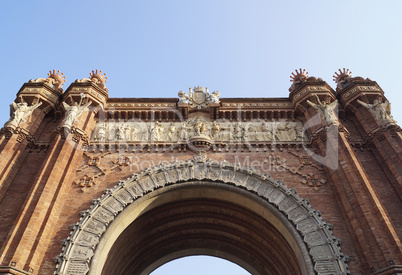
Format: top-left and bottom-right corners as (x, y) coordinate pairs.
(102, 197), (301, 275)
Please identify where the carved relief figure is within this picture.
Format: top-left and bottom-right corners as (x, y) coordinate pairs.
(6, 100), (42, 128)
(295, 123), (305, 140)
(194, 119), (208, 136)
(94, 124), (107, 140)
(287, 123), (297, 141)
(357, 99), (395, 124)
(115, 124), (125, 141)
(62, 93), (92, 129)
(180, 122), (190, 141)
(275, 123), (289, 141)
(232, 123), (245, 141)
(131, 127), (139, 140)
(261, 122), (273, 141)
(124, 124), (131, 141)
(150, 121), (164, 141)
(307, 94), (338, 125)
(211, 121), (222, 139)
(90, 121), (306, 143)
(248, 124), (260, 141)
(167, 123), (176, 141)
(141, 127), (148, 141)
(234, 123), (247, 141)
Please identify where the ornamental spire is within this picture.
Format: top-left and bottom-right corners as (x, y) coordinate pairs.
(333, 68), (352, 84)
(290, 68), (309, 83)
(47, 70), (66, 87)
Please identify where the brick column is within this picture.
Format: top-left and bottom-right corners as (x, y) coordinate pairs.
(290, 70), (402, 274)
(0, 72), (64, 202)
(0, 71), (108, 274)
(336, 76), (402, 200)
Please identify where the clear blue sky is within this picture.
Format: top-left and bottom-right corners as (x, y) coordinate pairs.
(150, 256), (250, 274)
(1, 1), (401, 273)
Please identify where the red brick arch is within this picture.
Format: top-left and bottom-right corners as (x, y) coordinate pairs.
(55, 158), (349, 275)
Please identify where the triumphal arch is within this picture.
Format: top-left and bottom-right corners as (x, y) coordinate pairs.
(0, 69), (401, 274)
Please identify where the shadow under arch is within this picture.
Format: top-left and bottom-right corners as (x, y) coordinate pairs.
(55, 158), (350, 275)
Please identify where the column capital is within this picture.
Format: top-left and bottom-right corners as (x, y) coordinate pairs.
(63, 70), (109, 110)
(288, 69), (336, 115)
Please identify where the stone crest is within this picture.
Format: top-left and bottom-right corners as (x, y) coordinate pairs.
(178, 86), (220, 109)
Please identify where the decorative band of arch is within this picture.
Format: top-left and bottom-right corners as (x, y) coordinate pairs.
(54, 157), (350, 275)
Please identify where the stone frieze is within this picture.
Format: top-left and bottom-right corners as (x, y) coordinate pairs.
(91, 117), (306, 143)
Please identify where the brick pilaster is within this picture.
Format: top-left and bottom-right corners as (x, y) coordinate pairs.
(0, 72), (108, 274)
(336, 77), (402, 200)
(290, 73), (402, 273)
(0, 75), (63, 202)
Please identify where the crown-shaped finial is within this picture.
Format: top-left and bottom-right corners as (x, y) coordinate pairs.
(333, 68), (352, 83)
(89, 70), (108, 84)
(193, 86), (205, 92)
(290, 68), (309, 83)
(47, 70), (66, 86)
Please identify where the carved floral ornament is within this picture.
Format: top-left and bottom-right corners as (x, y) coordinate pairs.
(55, 158), (349, 275)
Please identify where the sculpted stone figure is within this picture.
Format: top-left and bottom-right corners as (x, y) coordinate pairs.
(285, 122), (297, 141)
(248, 124), (260, 141)
(275, 123), (288, 141)
(62, 94), (92, 129)
(131, 127), (139, 140)
(261, 122), (273, 141)
(307, 94), (338, 125)
(180, 122), (190, 141)
(357, 99), (395, 124)
(295, 123), (304, 141)
(178, 91), (189, 104)
(209, 91), (220, 104)
(150, 121), (164, 141)
(211, 121), (222, 139)
(232, 123), (247, 141)
(194, 119), (208, 136)
(6, 100), (42, 128)
(94, 124), (107, 140)
(115, 124), (125, 141)
(124, 124), (131, 141)
(167, 123), (176, 141)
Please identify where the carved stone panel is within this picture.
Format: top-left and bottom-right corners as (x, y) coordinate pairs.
(314, 260), (338, 273)
(92, 208), (115, 225)
(91, 119), (306, 143)
(65, 262), (89, 275)
(310, 245), (334, 261)
(83, 219), (107, 235)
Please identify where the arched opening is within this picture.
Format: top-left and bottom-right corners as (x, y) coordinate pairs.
(150, 255), (250, 274)
(95, 182), (308, 275)
(56, 159), (348, 275)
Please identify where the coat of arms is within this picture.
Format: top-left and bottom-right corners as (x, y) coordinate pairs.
(178, 86), (220, 109)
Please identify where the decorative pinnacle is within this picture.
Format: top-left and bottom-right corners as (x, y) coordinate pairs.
(290, 69), (309, 83)
(333, 68), (352, 83)
(89, 70), (107, 84)
(47, 70), (66, 86)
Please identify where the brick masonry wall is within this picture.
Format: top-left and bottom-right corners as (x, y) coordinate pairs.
(1, 87), (401, 274)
